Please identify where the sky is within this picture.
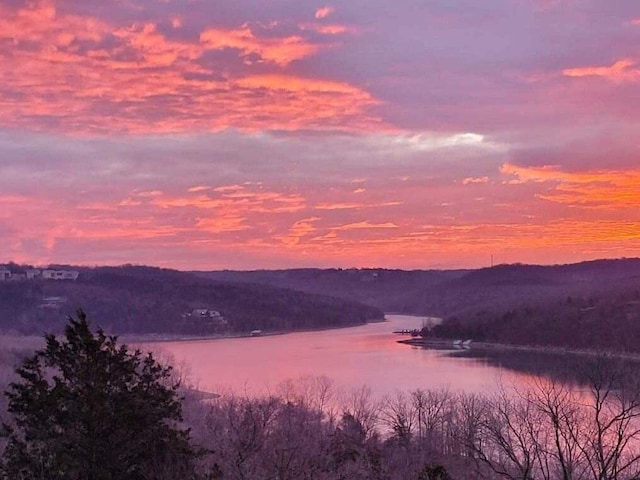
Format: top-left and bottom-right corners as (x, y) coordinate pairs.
(1, 0), (639, 270)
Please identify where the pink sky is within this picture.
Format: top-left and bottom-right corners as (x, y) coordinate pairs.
(1, 0), (639, 269)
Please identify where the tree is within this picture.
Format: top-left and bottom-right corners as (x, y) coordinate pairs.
(1, 310), (200, 480)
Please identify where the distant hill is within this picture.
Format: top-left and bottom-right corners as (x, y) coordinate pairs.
(196, 259), (640, 352)
(0, 265), (384, 335)
(3, 258), (639, 350)
(195, 268), (469, 314)
(196, 259), (640, 318)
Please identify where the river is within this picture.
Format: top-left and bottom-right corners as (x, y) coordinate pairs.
(145, 314), (550, 397)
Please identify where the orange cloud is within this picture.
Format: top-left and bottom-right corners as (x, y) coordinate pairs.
(315, 201), (402, 210)
(501, 163), (640, 208)
(299, 23), (355, 35)
(3, 178), (640, 269)
(563, 59), (639, 82)
(315, 203), (365, 210)
(279, 217), (321, 247)
(199, 25), (321, 66)
(334, 221), (399, 230)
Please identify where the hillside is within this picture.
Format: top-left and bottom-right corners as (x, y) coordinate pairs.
(197, 259), (640, 352)
(196, 259), (640, 318)
(196, 268), (468, 314)
(431, 283), (640, 352)
(0, 265), (384, 335)
(3, 259), (639, 350)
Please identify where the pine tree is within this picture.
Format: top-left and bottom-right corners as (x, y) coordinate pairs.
(1, 310), (200, 480)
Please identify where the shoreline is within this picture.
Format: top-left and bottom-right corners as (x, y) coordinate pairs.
(398, 337), (640, 362)
(124, 316), (387, 344)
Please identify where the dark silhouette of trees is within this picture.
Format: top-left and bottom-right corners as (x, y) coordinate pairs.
(1, 310), (200, 480)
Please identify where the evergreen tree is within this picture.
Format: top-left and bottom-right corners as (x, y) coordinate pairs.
(1, 310), (200, 480)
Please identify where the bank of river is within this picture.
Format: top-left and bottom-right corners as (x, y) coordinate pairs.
(125, 318), (388, 344)
(400, 336), (640, 361)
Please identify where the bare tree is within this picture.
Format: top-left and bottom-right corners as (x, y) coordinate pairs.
(572, 358), (640, 480)
(468, 387), (542, 480)
(380, 391), (416, 445)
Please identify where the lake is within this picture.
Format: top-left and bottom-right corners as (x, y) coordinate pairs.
(145, 314), (551, 397)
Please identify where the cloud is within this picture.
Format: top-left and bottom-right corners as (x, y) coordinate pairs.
(334, 221), (398, 230)
(2, 0), (640, 268)
(298, 22), (355, 35)
(188, 185), (212, 193)
(500, 163), (640, 209)
(199, 25), (322, 66)
(279, 217), (321, 247)
(315, 6), (335, 19)
(0, 1), (379, 134)
(315, 201), (402, 210)
(563, 59), (639, 82)
(462, 177), (489, 185)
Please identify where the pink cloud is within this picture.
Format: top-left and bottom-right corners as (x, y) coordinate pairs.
(334, 221), (399, 230)
(315, 6), (335, 19)
(187, 185), (212, 193)
(299, 22), (355, 35)
(199, 25), (322, 66)
(462, 177), (489, 185)
(0, 1), (380, 134)
(563, 59), (639, 82)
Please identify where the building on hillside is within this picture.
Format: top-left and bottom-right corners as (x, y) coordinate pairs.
(40, 296), (67, 309)
(183, 309), (227, 326)
(26, 269), (41, 279)
(42, 270), (79, 280)
(190, 309), (224, 319)
(0, 269), (11, 281)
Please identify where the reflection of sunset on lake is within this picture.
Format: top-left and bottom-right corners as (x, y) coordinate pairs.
(1, 0), (639, 269)
(145, 315), (539, 397)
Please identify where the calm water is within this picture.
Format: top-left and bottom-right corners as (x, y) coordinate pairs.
(145, 315), (541, 397)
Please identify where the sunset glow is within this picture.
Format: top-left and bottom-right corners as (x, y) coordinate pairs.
(1, 0), (639, 269)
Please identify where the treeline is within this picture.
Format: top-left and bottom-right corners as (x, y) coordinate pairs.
(187, 369), (640, 480)
(0, 265), (383, 335)
(197, 268), (467, 314)
(432, 285), (640, 352)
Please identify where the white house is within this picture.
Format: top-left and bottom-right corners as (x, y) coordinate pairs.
(0, 269), (11, 281)
(186, 309), (227, 326)
(42, 270), (79, 280)
(26, 269), (41, 279)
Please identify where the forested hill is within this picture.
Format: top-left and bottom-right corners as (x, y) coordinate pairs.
(196, 259), (640, 318)
(0, 265), (383, 335)
(196, 268), (469, 314)
(197, 259), (640, 352)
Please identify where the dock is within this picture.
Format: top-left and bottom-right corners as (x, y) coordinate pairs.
(393, 329), (421, 336)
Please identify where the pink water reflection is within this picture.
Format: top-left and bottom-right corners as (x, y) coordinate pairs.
(144, 315), (536, 397)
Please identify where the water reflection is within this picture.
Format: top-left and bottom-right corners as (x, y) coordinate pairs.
(145, 315), (541, 397)
(445, 347), (640, 391)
